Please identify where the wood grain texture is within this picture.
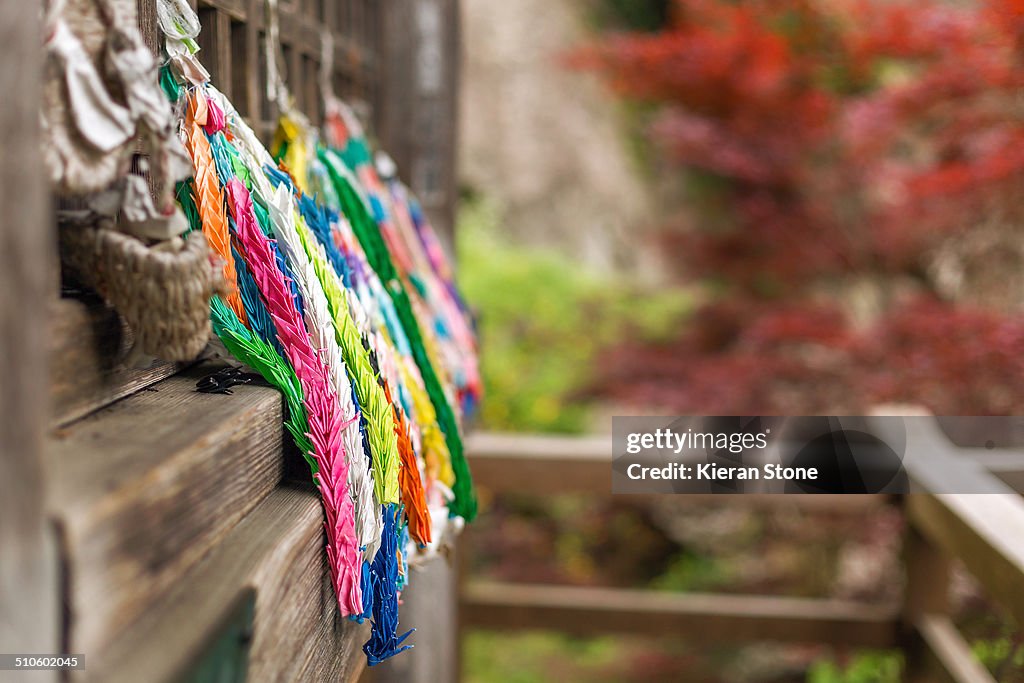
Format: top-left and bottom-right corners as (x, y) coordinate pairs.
(90, 487), (366, 683)
(377, 0), (460, 249)
(0, 0), (56, 677)
(47, 365), (285, 659)
(903, 527), (952, 683)
(198, 8), (234, 99)
(49, 297), (187, 426)
(371, 556), (459, 683)
(189, 0), (379, 143)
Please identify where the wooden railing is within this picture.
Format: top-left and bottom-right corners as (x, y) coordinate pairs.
(462, 422), (1024, 683)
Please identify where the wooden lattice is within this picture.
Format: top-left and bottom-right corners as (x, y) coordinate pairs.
(138, 0), (381, 140)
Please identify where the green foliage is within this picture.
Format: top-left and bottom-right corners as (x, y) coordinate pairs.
(464, 632), (624, 683)
(650, 551), (732, 592)
(588, 0), (671, 32)
(973, 636), (1024, 676)
(807, 652), (901, 683)
(457, 196), (691, 433)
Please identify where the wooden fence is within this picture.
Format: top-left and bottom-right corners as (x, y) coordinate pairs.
(463, 423), (1024, 683)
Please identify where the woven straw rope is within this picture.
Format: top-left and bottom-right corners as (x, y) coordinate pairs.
(62, 225), (221, 361)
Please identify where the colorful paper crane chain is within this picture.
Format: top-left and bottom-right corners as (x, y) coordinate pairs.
(156, 0), (480, 667)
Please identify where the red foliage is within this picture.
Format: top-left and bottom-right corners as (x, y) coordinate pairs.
(577, 0), (1024, 414)
(861, 300), (1024, 414)
(596, 297), (1024, 415)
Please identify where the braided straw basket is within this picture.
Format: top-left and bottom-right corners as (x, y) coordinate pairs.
(62, 226), (220, 362)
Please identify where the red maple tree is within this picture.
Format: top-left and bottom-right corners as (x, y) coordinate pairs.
(576, 0), (1024, 414)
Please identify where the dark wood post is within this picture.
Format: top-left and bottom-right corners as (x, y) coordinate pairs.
(373, 3), (462, 682)
(902, 525), (952, 682)
(377, 0), (461, 255)
(0, 0), (57, 679)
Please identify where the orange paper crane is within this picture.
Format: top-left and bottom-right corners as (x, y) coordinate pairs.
(382, 380), (431, 546)
(184, 91), (247, 324)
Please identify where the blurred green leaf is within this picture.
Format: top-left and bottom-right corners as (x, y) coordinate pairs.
(458, 196), (691, 434)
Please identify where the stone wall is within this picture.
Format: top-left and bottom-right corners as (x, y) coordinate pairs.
(459, 0), (659, 274)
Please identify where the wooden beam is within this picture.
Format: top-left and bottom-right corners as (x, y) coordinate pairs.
(906, 492), (1024, 627)
(903, 528), (952, 683)
(914, 616), (997, 683)
(0, 0), (56, 678)
(961, 450), (1024, 493)
(198, 8), (234, 96)
(466, 432), (891, 511)
(461, 581), (900, 649)
(377, 0), (460, 250)
(197, 0), (248, 21)
(869, 417), (1024, 627)
(95, 488), (367, 683)
(467, 432), (613, 495)
(47, 366), (285, 659)
(372, 556), (460, 683)
(48, 297), (188, 426)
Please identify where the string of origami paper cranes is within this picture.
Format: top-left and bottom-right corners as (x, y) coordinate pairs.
(46, 0), (481, 665)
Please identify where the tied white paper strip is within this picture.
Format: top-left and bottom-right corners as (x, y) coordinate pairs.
(106, 30), (174, 136)
(319, 27), (347, 123)
(48, 19), (135, 153)
(157, 0), (210, 86)
(121, 175), (190, 240)
(264, 0), (292, 112)
(156, 0), (201, 52)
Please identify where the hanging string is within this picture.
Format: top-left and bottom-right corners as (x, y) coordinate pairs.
(151, 1), (483, 663)
(320, 148), (477, 521)
(264, 0), (292, 114)
(320, 28), (337, 112)
(156, 0), (209, 85)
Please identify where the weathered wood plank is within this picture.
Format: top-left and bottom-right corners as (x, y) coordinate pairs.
(961, 449), (1024, 493)
(198, 0), (248, 21)
(0, 0), (56, 677)
(461, 581), (900, 649)
(467, 432), (891, 511)
(467, 432), (614, 495)
(92, 487), (366, 683)
(198, 7), (234, 95)
(372, 557), (459, 683)
(183, 0), (377, 147)
(49, 297), (186, 426)
(870, 417), (1024, 627)
(914, 616), (997, 683)
(903, 528), (953, 683)
(906, 492), (1024, 628)
(377, 0), (460, 247)
(47, 365), (285, 660)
